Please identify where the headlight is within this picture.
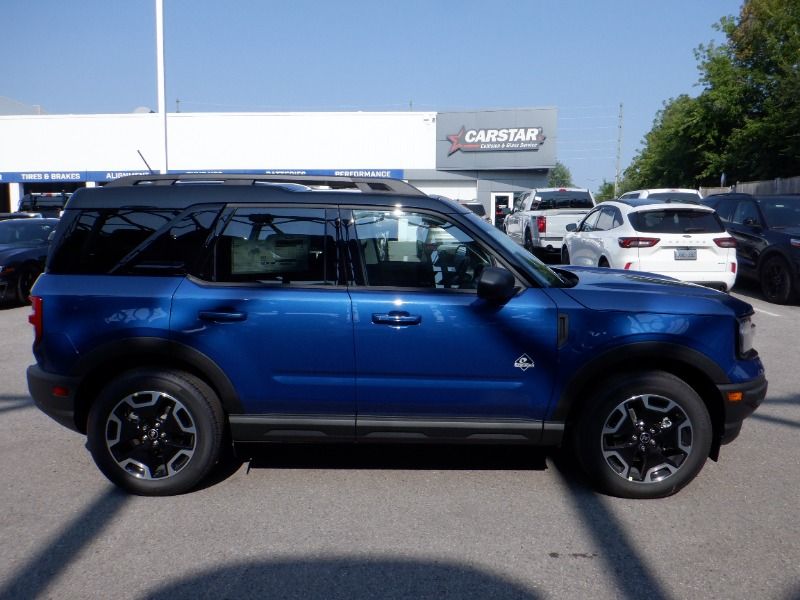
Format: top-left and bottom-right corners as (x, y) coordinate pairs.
(738, 315), (756, 356)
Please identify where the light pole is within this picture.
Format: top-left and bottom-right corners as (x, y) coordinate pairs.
(156, 0), (168, 174)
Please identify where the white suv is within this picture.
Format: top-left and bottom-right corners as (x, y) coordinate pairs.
(562, 199), (738, 291)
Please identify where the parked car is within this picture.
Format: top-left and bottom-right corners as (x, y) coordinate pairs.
(562, 199), (737, 291)
(458, 200), (491, 223)
(701, 193), (800, 303)
(504, 187), (595, 256)
(618, 188), (703, 204)
(18, 192), (71, 218)
(0, 218), (58, 304)
(28, 174), (765, 499)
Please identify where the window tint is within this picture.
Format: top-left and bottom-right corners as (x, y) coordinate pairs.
(594, 208), (617, 231)
(708, 197), (736, 222)
(351, 210), (492, 289)
(646, 192), (702, 204)
(757, 198), (800, 228)
(120, 206), (223, 275)
(629, 209), (724, 233)
(731, 201), (761, 226)
(48, 209), (181, 274)
(579, 209), (602, 232)
(534, 191), (594, 209)
(212, 207), (336, 285)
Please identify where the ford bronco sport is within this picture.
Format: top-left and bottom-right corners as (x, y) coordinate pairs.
(28, 174), (766, 498)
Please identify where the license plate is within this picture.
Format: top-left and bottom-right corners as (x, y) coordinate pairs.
(674, 248), (697, 260)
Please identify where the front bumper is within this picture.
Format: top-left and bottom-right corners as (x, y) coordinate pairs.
(717, 372), (767, 444)
(27, 364), (82, 433)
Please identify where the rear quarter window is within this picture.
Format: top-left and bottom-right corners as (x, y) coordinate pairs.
(629, 209), (724, 234)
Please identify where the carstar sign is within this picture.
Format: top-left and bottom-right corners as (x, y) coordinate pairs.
(447, 126), (546, 155)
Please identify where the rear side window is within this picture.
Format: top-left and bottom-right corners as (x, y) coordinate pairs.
(48, 209), (182, 274)
(629, 210), (724, 234)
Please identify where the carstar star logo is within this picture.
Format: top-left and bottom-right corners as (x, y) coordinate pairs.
(447, 126), (546, 155)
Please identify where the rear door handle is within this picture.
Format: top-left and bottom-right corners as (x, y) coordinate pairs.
(198, 310), (247, 323)
(372, 311), (421, 326)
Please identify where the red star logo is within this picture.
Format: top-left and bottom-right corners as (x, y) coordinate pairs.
(447, 127), (467, 155)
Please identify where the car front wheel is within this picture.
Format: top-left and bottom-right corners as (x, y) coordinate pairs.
(87, 369), (224, 496)
(574, 371), (712, 499)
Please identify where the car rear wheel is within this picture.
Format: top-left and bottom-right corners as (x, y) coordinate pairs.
(16, 265), (41, 305)
(760, 255), (795, 304)
(574, 371), (712, 499)
(87, 369), (224, 496)
(523, 228), (534, 253)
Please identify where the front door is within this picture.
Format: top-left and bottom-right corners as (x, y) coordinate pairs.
(345, 207), (558, 442)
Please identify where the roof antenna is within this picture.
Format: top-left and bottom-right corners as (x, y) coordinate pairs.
(137, 150), (155, 174)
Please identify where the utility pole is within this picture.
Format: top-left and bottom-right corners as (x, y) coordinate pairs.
(614, 102), (623, 198)
(156, 0), (168, 174)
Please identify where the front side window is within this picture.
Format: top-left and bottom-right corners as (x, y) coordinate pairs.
(580, 209), (602, 232)
(350, 209), (492, 289)
(210, 207), (336, 285)
(595, 207), (619, 231)
(731, 201), (761, 226)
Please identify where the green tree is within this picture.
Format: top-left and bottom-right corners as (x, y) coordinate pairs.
(626, 0), (800, 186)
(547, 161), (574, 187)
(595, 180), (616, 201)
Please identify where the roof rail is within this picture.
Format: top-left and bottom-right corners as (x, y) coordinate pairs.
(104, 173), (426, 196)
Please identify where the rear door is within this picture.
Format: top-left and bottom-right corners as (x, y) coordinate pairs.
(344, 207), (558, 442)
(170, 205), (356, 441)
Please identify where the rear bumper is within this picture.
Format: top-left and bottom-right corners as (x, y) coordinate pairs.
(27, 364), (81, 433)
(717, 373), (767, 444)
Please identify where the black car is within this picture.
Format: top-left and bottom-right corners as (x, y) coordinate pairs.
(702, 193), (800, 303)
(0, 218), (58, 304)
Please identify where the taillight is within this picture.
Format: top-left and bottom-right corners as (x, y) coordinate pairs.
(618, 237), (660, 248)
(624, 262), (633, 270)
(714, 237), (737, 248)
(28, 296), (42, 344)
(731, 262), (737, 273)
(536, 215), (546, 233)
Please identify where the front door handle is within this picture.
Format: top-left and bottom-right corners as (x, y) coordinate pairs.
(372, 311), (421, 326)
(198, 310), (247, 323)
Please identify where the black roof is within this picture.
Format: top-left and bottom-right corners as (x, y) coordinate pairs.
(68, 174), (466, 213)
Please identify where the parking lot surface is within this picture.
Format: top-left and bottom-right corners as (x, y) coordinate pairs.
(1, 284), (798, 600)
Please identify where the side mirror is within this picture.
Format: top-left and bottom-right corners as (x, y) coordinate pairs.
(742, 217), (760, 228)
(477, 267), (516, 304)
(566, 223), (577, 232)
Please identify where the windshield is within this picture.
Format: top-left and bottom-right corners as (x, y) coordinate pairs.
(0, 220), (57, 245)
(533, 191), (594, 210)
(462, 212), (564, 286)
(759, 197), (800, 228)
(646, 192), (702, 204)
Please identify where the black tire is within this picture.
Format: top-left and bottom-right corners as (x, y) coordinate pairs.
(87, 368), (224, 496)
(523, 228), (534, 253)
(561, 246), (571, 265)
(574, 371), (712, 499)
(760, 255), (795, 304)
(598, 257), (610, 268)
(16, 265), (41, 305)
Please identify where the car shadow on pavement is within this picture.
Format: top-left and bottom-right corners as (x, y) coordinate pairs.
(241, 443), (549, 472)
(140, 556), (539, 600)
(750, 393), (800, 430)
(0, 487), (130, 600)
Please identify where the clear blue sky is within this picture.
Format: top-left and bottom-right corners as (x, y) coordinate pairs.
(1, 0), (740, 191)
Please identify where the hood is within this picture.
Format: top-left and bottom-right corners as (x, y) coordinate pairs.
(0, 243), (45, 263)
(555, 265), (753, 318)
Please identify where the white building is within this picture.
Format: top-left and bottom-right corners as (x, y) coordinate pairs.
(0, 108), (557, 223)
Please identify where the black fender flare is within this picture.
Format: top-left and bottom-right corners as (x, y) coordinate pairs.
(74, 337), (243, 415)
(551, 341), (729, 423)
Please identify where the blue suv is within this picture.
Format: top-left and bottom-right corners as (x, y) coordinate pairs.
(27, 175), (767, 498)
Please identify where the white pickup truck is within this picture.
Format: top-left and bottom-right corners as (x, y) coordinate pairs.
(504, 187), (595, 257)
